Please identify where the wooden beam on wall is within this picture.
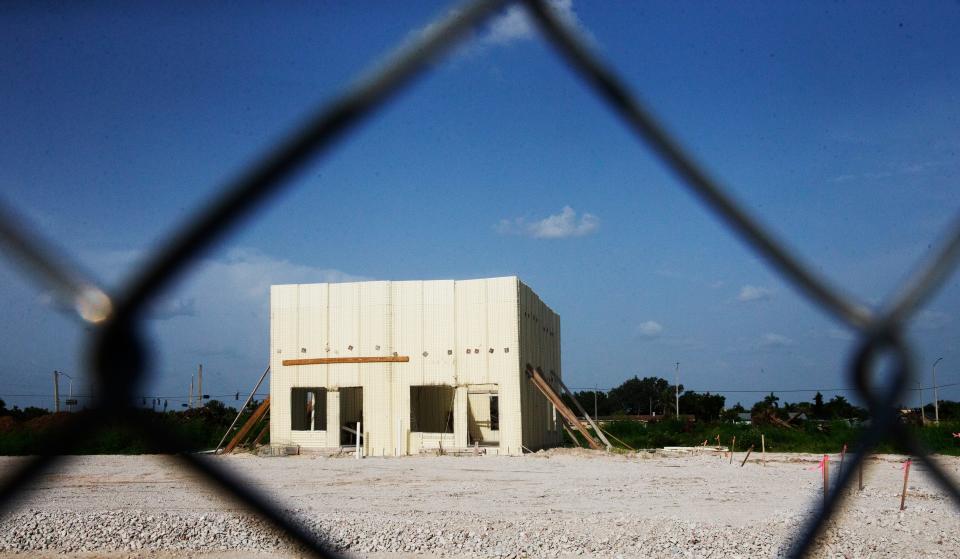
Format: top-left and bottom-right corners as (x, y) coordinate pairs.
(282, 356), (410, 366)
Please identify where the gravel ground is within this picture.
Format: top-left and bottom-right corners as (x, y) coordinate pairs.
(0, 449), (957, 558)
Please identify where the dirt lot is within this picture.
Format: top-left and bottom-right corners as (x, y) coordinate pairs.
(0, 449), (957, 558)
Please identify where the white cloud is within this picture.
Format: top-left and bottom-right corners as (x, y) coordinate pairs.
(496, 206), (599, 239)
(484, 4), (533, 45)
(760, 333), (793, 348)
(409, 0), (590, 60)
(737, 285), (772, 302)
(482, 0), (586, 46)
(638, 320), (663, 338)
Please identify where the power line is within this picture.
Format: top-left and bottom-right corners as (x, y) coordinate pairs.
(569, 382), (960, 394)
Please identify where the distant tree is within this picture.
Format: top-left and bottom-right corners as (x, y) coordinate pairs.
(763, 392), (780, 409)
(937, 400), (960, 421)
(9, 406), (50, 421)
(822, 395), (866, 420)
(678, 391), (725, 421)
(608, 376), (679, 415)
(751, 392), (781, 415)
(0, 398), (6, 416)
(720, 402), (746, 422)
(812, 392), (825, 419)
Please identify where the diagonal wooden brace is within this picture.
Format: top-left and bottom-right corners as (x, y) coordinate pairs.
(223, 396), (271, 454)
(526, 365), (602, 450)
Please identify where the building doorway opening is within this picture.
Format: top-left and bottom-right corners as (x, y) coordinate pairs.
(339, 386), (363, 446)
(467, 389), (500, 446)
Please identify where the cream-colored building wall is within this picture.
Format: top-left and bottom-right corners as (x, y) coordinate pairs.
(518, 281), (564, 450)
(269, 276), (556, 456)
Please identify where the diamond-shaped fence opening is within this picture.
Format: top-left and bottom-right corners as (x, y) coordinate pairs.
(2, 0), (960, 557)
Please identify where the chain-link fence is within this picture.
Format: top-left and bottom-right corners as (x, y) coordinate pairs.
(1, 1), (959, 557)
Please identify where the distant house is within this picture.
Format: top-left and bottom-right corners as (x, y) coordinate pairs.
(786, 411), (808, 423)
(736, 413), (752, 425)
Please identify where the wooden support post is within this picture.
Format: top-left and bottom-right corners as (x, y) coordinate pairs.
(740, 444), (754, 467)
(900, 458), (912, 511)
(355, 421), (362, 459)
(729, 436), (736, 464)
(563, 425), (581, 447)
(598, 424), (635, 451)
(251, 421), (270, 448)
(553, 375), (612, 451)
(840, 443), (847, 473)
(526, 365), (602, 450)
(214, 365), (270, 454)
(223, 396), (271, 454)
(761, 434), (766, 466)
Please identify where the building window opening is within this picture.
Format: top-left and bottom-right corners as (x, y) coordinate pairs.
(291, 388), (327, 431)
(490, 395), (499, 431)
(410, 385), (455, 433)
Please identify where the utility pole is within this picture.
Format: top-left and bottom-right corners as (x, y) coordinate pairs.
(594, 385), (598, 420)
(198, 364), (203, 409)
(190, 375), (194, 409)
(933, 357), (943, 425)
(53, 370), (60, 413)
(675, 362), (680, 418)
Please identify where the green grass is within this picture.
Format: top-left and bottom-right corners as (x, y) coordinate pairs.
(0, 408), (250, 455)
(575, 419), (960, 456)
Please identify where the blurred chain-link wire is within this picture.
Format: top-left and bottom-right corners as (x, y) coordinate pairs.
(2, 1), (959, 557)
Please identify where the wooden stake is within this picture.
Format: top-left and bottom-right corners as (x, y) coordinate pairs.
(355, 421), (361, 459)
(900, 458), (912, 511)
(840, 443), (847, 473)
(729, 436), (736, 464)
(761, 434), (766, 466)
(740, 444), (754, 467)
(822, 454), (830, 505)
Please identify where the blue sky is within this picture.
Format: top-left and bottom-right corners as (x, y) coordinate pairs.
(1, 1), (958, 411)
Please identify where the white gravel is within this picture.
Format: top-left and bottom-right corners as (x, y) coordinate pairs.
(0, 449), (957, 557)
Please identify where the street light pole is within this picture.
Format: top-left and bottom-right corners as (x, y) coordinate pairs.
(53, 370), (60, 413)
(933, 357), (943, 425)
(675, 362), (680, 418)
(919, 381), (926, 422)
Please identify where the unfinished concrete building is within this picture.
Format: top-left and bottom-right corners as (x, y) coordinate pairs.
(269, 276), (563, 456)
